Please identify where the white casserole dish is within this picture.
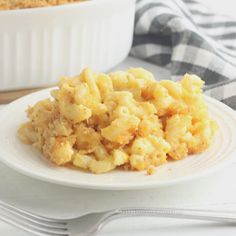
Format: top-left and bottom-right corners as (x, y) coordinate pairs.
(0, 0), (135, 91)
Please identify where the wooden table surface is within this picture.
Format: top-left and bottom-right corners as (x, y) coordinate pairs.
(0, 87), (51, 104)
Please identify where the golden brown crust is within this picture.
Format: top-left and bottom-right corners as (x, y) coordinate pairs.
(0, 0), (85, 10)
(18, 68), (217, 175)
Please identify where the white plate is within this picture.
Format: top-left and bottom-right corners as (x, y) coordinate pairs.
(0, 89), (236, 190)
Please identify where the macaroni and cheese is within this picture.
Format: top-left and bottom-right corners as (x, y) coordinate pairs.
(18, 68), (217, 174)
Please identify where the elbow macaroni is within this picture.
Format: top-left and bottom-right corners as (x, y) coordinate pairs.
(18, 68), (217, 175)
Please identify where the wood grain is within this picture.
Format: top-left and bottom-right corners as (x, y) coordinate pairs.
(0, 87), (51, 104)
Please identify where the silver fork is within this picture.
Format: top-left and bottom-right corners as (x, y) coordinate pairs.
(0, 200), (236, 236)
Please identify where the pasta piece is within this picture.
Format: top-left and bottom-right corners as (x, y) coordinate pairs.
(101, 115), (140, 145)
(50, 138), (74, 165)
(165, 114), (192, 160)
(113, 149), (129, 166)
(73, 153), (115, 174)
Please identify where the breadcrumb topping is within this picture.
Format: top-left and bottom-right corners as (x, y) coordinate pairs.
(0, 0), (85, 10)
(18, 67), (217, 175)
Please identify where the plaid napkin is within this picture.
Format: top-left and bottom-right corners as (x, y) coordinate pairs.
(131, 0), (236, 110)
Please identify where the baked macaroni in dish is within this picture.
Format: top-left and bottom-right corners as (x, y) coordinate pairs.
(18, 68), (217, 175)
(0, 0), (85, 10)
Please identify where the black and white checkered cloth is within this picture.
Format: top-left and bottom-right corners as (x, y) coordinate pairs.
(131, 0), (236, 110)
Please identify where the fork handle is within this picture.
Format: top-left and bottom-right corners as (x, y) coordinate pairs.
(113, 207), (236, 223)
